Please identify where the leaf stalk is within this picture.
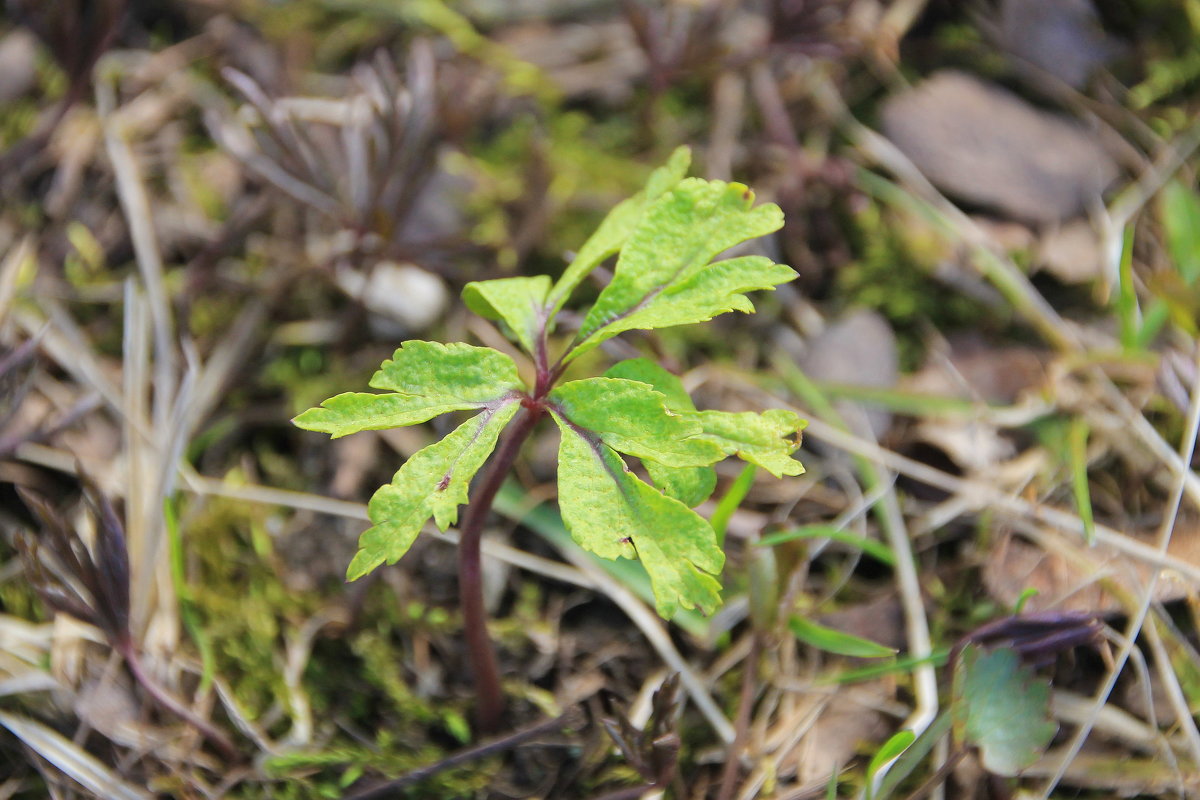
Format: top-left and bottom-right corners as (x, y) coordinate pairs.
(456, 404), (543, 733)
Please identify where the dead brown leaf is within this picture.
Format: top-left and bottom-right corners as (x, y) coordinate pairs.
(904, 334), (1049, 404)
(786, 689), (891, 784)
(983, 522), (1200, 614)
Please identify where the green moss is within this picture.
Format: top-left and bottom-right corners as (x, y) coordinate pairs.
(186, 495), (315, 726)
(456, 111), (661, 272)
(838, 201), (1002, 369)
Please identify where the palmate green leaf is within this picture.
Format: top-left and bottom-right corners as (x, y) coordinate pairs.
(952, 645), (1057, 776)
(549, 377), (723, 468)
(294, 341), (523, 438)
(347, 400), (521, 580)
(604, 358), (716, 506)
(461, 275), (552, 355)
(551, 410), (724, 617)
(692, 409), (805, 478)
(546, 146), (691, 318)
(566, 179), (794, 363)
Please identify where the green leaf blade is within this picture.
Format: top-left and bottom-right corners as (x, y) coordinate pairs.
(789, 616), (897, 658)
(604, 358), (718, 505)
(644, 460), (717, 507)
(1162, 180), (1200, 284)
(548, 146), (691, 316)
(603, 357), (695, 411)
(368, 341), (524, 399)
(579, 257), (797, 353)
(294, 341), (525, 438)
(549, 377), (723, 468)
(952, 645), (1057, 776)
(568, 179), (793, 362)
(552, 411), (724, 618)
(462, 276), (552, 355)
(866, 729), (916, 784)
(693, 408), (805, 478)
(346, 401), (521, 580)
(293, 392), (484, 438)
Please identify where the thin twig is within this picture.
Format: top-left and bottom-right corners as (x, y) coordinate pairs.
(763, 406), (1200, 585)
(343, 710), (581, 799)
(716, 634), (761, 800)
(116, 638), (238, 762)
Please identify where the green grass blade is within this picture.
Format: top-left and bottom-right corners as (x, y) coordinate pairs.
(1116, 224), (1140, 350)
(788, 615), (897, 658)
(758, 525), (896, 566)
(164, 496), (216, 693)
(711, 463), (756, 548)
(1067, 417), (1096, 545)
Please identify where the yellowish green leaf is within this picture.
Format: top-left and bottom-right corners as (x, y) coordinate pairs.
(347, 401), (521, 579)
(551, 411), (724, 617)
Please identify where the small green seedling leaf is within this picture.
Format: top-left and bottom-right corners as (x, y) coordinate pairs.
(568, 179), (794, 362)
(789, 616), (897, 658)
(547, 146), (692, 317)
(604, 358), (717, 506)
(462, 275), (551, 356)
(295, 148), (805, 632)
(294, 341), (523, 437)
(551, 409), (724, 618)
(952, 644), (1057, 776)
(1067, 417), (1095, 545)
(347, 401), (520, 579)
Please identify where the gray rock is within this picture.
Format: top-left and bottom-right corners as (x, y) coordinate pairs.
(999, 0), (1121, 89)
(798, 309), (898, 440)
(881, 71), (1119, 223)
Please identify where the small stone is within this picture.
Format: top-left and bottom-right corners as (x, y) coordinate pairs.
(337, 261), (449, 333)
(0, 30), (39, 104)
(881, 71), (1118, 223)
(999, 0), (1121, 89)
(798, 309), (898, 439)
(1036, 218), (1104, 284)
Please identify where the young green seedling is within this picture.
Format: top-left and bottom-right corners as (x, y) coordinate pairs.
(294, 147), (805, 732)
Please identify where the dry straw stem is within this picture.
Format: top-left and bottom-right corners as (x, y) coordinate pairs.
(779, 408), (1200, 585)
(0, 711), (152, 800)
(100, 65), (182, 648)
(1037, 345), (1200, 798)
